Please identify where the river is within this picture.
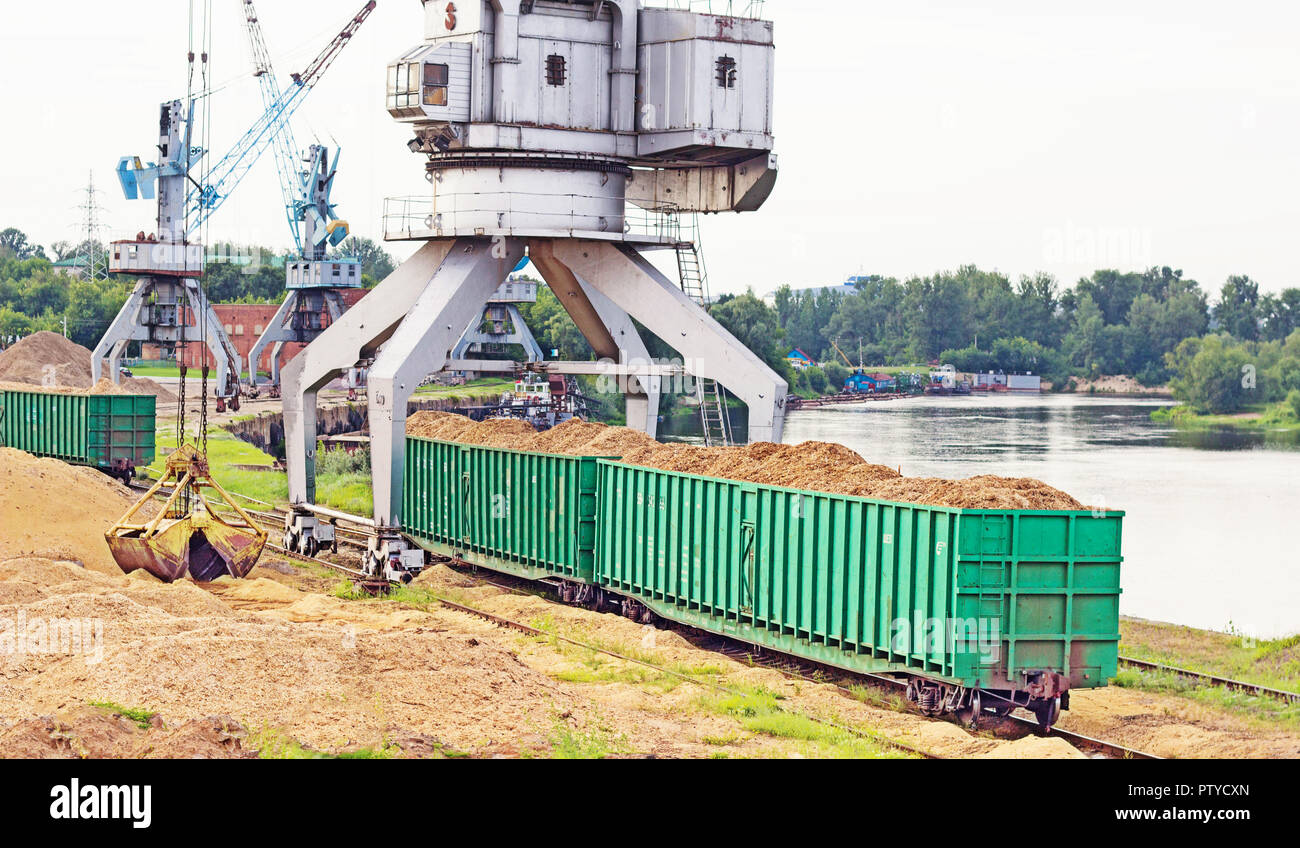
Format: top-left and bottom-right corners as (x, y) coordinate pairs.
(675, 393), (1299, 638)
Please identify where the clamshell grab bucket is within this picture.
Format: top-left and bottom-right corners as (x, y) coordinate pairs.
(106, 445), (268, 582)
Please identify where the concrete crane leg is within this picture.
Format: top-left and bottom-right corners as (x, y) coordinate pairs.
(366, 238), (526, 527)
(282, 238), (463, 509)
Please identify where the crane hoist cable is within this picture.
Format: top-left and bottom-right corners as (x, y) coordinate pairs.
(106, 0), (267, 584)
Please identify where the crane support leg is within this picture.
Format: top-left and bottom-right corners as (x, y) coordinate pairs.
(530, 241), (660, 437)
(91, 282), (149, 384)
(246, 290), (299, 391)
(579, 281), (661, 438)
(282, 240), (457, 507)
(183, 285), (243, 401)
(541, 240), (786, 442)
(367, 238), (526, 527)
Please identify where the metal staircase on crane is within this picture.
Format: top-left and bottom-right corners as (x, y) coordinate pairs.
(674, 215), (733, 447)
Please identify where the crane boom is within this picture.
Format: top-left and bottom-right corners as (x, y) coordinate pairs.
(188, 0), (376, 236)
(241, 0), (304, 252)
(831, 339), (855, 368)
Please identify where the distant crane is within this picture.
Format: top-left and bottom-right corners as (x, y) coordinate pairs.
(91, 1), (377, 410)
(239, 0), (368, 397)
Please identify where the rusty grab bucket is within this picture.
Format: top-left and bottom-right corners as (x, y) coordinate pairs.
(106, 445), (268, 582)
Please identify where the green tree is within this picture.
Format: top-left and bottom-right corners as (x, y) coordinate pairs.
(0, 228), (43, 261)
(1165, 335), (1254, 413)
(1213, 275), (1261, 341)
(708, 291), (791, 379)
(337, 236), (395, 282)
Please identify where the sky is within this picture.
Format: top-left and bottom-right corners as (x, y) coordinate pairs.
(1, 0), (1297, 298)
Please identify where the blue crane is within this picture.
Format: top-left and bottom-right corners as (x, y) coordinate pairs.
(114, 0), (376, 239)
(97, 1), (377, 409)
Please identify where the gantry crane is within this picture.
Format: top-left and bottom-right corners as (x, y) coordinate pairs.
(91, 1), (377, 411)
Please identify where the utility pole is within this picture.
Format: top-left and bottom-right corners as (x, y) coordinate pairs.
(76, 171), (110, 282)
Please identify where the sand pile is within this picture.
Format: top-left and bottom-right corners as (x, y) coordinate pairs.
(0, 447), (158, 576)
(0, 555), (583, 756)
(0, 332), (175, 400)
(405, 413), (1084, 510)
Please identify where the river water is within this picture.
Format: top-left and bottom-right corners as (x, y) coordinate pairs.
(714, 394), (1297, 638)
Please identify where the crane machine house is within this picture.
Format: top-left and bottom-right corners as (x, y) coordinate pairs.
(282, 0), (786, 578)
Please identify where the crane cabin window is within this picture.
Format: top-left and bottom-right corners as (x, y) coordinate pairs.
(716, 55), (737, 89)
(546, 54), (567, 86)
(423, 63), (449, 107)
(387, 62), (422, 109)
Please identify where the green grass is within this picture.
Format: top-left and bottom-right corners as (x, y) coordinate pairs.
(1111, 667), (1300, 730)
(1151, 401), (1300, 432)
(246, 726), (407, 759)
(146, 426), (374, 516)
(88, 700), (157, 730)
(412, 378), (513, 398)
(127, 365), (262, 380)
(700, 688), (913, 759)
(1118, 618), (1300, 727)
(1120, 619), (1300, 693)
(545, 717), (630, 759)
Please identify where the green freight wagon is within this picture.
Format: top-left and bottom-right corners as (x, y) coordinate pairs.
(403, 436), (606, 600)
(0, 389), (156, 482)
(593, 461), (1122, 729)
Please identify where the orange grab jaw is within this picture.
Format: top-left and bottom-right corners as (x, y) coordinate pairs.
(105, 446), (268, 583)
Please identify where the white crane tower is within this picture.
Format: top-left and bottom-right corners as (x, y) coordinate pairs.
(283, 0), (785, 575)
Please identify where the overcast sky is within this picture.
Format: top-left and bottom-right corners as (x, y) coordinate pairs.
(2, 0), (1297, 297)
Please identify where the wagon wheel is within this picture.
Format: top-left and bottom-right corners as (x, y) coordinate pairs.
(1033, 697), (1061, 733)
(956, 689), (982, 729)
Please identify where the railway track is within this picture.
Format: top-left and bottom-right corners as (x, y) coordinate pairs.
(1118, 656), (1300, 705)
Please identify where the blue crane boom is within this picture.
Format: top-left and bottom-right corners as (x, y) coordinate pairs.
(187, 0), (377, 237)
(240, 0), (305, 253)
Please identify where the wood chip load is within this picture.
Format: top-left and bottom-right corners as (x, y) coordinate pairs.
(406, 413), (1086, 510)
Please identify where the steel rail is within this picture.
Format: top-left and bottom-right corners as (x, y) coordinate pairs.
(1119, 656), (1300, 705)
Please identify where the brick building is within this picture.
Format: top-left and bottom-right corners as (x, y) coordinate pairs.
(156, 289), (370, 374)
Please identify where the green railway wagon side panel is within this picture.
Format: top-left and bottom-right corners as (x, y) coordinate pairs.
(86, 394), (156, 467)
(596, 461), (1124, 692)
(402, 436), (603, 581)
(1, 390), (89, 462)
(1, 390), (155, 469)
(954, 512), (1122, 690)
(595, 461), (969, 681)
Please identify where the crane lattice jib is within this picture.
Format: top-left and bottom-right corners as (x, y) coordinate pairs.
(242, 0), (304, 253)
(187, 0), (376, 237)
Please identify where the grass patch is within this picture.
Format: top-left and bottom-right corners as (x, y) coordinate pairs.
(1111, 667), (1300, 730)
(546, 717), (629, 759)
(700, 688), (912, 759)
(88, 700), (156, 730)
(412, 378), (513, 398)
(1118, 618), (1300, 727)
(246, 726), (406, 759)
(1120, 618), (1300, 693)
(1151, 402), (1300, 432)
(146, 426), (373, 516)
